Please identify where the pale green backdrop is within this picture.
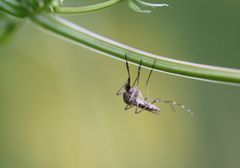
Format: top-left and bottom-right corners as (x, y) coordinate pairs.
(0, 0), (240, 168)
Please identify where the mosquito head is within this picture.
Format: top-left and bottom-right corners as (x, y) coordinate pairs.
(124, 78), (131, 91)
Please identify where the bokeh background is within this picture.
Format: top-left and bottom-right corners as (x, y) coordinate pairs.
(0, 0), (240, 168)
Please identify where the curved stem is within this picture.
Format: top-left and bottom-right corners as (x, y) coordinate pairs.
(31, 13), (240, 85)
(54, 0), (123, 14)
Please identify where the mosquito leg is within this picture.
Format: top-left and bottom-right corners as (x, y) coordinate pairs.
(134, 101), (141, 114)
(132, 59), (142, 87)
(117, 54), (131, 96)
(125, 105), (134, 111)
(116, 81), (127, 96)
(145, 59), (156, 101)
(135, 106), (139, 114)
(156, 99), (193, 116)
(125, 54), (131, 82)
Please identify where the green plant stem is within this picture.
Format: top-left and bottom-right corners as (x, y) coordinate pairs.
(31, 13), (240, 85)
(1, 2), (239, 85)
(54, 0), (123, 14)
(0, 1), (26, 17)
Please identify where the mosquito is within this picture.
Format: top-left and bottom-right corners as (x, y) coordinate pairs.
(116, 54), (192, 115)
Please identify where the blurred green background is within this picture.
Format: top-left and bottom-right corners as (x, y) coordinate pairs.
(0, 0), (240, 168)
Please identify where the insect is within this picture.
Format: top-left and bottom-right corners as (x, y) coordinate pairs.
(116, 54), (192, 115)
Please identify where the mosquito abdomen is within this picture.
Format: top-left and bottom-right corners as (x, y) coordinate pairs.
(136, 99), (160, 112)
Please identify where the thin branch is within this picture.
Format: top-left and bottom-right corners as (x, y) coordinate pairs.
(54, 0), (123, 14)
(31, 13), (240, 85)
